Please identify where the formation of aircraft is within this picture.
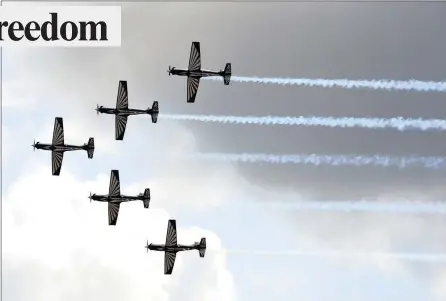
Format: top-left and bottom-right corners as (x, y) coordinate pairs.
(145, 219), (206, 274)
(168, 41), (232, 103)
(89, 170), (151, 225)
(32, 117), (95, 176)
(33, 41), (229, 274)
(96, 80), (159, 140)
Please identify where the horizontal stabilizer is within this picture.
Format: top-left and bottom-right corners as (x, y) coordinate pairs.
(151, 101), (159, 123)
(223, 63), (231, 85)
(199, 237), (206, 258)
(143, 188), (150, 208)
(87, 137), (95, 159)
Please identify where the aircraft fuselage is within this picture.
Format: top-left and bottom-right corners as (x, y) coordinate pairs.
(170, 68), (224, 78)
(35, 143), (89, 152)
(98, 107), (152, 116)
(91, 194), (148, 203)
(148, 243), (199, 252)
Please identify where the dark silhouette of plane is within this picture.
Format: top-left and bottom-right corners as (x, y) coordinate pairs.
(89, 170), (151, 225)
(168, 41), (232, 103)
(32, 117), (95, 176)
(96, 80), (159, 140)
(145, 219), (206, 274)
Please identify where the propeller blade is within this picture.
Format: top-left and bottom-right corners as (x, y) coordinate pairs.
(96, 105), (100, 115)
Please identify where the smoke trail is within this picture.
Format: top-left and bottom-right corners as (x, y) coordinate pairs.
(161, 114), (446, 131)
(190, 153), (446, 169)
(220, 200), (446, 214)
(211, 249), (446, 263)
(202, 76), (446, 92)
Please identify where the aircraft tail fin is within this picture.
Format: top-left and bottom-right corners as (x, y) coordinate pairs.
(86, 137), (95, 159)
(143, 188), (151, 208)
(150, 101), (159, 123)
(198, 238), (206, 257)
(223, 63), (231, 85)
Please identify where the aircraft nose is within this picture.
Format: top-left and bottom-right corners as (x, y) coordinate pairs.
(145, 240), (150, 252)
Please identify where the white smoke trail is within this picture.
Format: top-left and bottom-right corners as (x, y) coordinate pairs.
(202, 76), (446, 92)
(161, 114), (446, 131)
(211, 249), (446, 263)
(190, 153), (446, 169)
(217, 200), (446, 215)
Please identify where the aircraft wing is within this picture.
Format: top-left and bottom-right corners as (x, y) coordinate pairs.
(52, 117), (64, 146)
(108, 202), (120, 225)
(51, 151), (64, 176)
(115, 115), (128, 140)
(164, 251), (177, 275)
(187, 77), (200, 103)
(109, 170), (121, 197)
(116, 81), (129, 110)
(188, 42), (201, 71)
(165, 219), (177, 247)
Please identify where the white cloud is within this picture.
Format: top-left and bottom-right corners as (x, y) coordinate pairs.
(432, 270), (446, 300)
(3, 164), (236, 301)
(3, 40), (241, 297)
(2, 47), (49, 109)
(2, 126), (12, 165)
(3, 3), (446, 301)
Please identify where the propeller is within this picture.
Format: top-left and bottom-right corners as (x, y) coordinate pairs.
(145, 240), (150, 253)
(32, 139), (37, 151)
(88, 192), (93, 203)
(95, 104), (100, 115)
(167, 66), (172, 76)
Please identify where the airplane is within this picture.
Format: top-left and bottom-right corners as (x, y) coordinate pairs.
(32, 117), (95, 176)
(96, 80), (159, 140)
(88, 170), (151, 225)
(145, 219), (206, 275)
(167, 41), (232, 103)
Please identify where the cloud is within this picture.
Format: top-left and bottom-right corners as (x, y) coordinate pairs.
(2, 126), (12, 165)
(3, 3), (446, 300)
(2, 163), (236, 301)
(3, 37), (243, 299)
(432, 270), (446, 300)
(3, 33), (240, 298)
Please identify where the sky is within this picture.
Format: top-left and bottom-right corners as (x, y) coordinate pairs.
(2, 2), (446, 301)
